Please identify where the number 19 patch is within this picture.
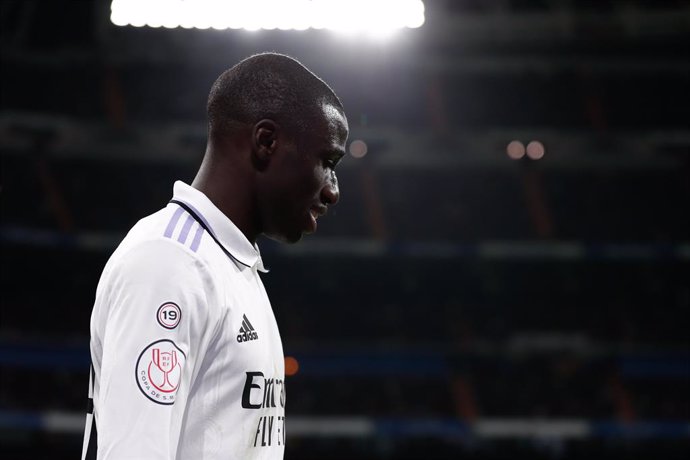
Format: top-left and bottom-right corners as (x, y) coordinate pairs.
(157, 302), (181, 329)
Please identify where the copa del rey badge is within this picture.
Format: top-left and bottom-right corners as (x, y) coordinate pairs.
(136, 339), (186, 405)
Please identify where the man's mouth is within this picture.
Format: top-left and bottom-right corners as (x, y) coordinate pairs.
(307, 206), (327, 232)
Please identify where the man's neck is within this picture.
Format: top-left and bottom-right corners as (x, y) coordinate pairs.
(191, 151), (259, 245)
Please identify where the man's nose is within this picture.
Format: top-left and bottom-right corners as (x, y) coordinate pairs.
(321, 175), (340, 206)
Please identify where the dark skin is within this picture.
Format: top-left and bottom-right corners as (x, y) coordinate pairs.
(192, 102), (348, 245)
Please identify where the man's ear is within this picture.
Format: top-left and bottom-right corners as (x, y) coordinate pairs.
(252, 119), (278, 167)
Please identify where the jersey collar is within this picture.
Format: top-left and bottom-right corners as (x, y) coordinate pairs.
(171, 181), (267, 273)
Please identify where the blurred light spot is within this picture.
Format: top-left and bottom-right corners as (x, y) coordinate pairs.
(506, 140), (525, 160)
(110, 0), (425, 35)
(526, 140), (545, 160)
(285, 356), (299, 376)
(349, 139), (368, 158)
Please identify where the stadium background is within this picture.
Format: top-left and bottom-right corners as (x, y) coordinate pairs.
(1, 0), (688, 458)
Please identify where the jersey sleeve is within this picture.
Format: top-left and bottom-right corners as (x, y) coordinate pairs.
(91, 238), (219, 459)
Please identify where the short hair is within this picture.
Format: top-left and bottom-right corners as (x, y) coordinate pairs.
(207, 53), (344, 142)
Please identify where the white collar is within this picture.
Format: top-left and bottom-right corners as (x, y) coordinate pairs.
(171, 181), (267, 273)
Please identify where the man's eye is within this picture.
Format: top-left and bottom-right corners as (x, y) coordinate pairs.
(325, 159), (337, 170)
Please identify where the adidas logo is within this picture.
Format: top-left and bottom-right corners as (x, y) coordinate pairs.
(236, 314), (259, 343)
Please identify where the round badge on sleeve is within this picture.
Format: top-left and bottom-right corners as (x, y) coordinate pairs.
(135, 339), (186, 405)
(157, 302), (181, 329)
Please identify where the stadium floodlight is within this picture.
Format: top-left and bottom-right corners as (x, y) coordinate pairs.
(110, 0), (425, 36)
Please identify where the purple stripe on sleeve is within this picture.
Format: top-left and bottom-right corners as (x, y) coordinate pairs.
(190, 226), (204, 252)
(178, 215), (194, 244)
(176, 200), (214, 235)
(164, 207), (185, 238)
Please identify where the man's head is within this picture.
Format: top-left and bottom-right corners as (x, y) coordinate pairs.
(204, 53), (348, 244)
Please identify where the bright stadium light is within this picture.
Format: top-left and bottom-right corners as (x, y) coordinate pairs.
(110, 0), (426, 35)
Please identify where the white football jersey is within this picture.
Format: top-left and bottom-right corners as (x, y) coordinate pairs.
(82, 181), (286, 460)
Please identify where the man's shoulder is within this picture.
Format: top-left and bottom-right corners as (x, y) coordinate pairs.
(106, 206), (210, 275)
(118, 204), (210, 255)
(103, 203), (248, 288)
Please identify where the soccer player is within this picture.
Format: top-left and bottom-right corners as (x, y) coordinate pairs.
(82, 53), (348, 459)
